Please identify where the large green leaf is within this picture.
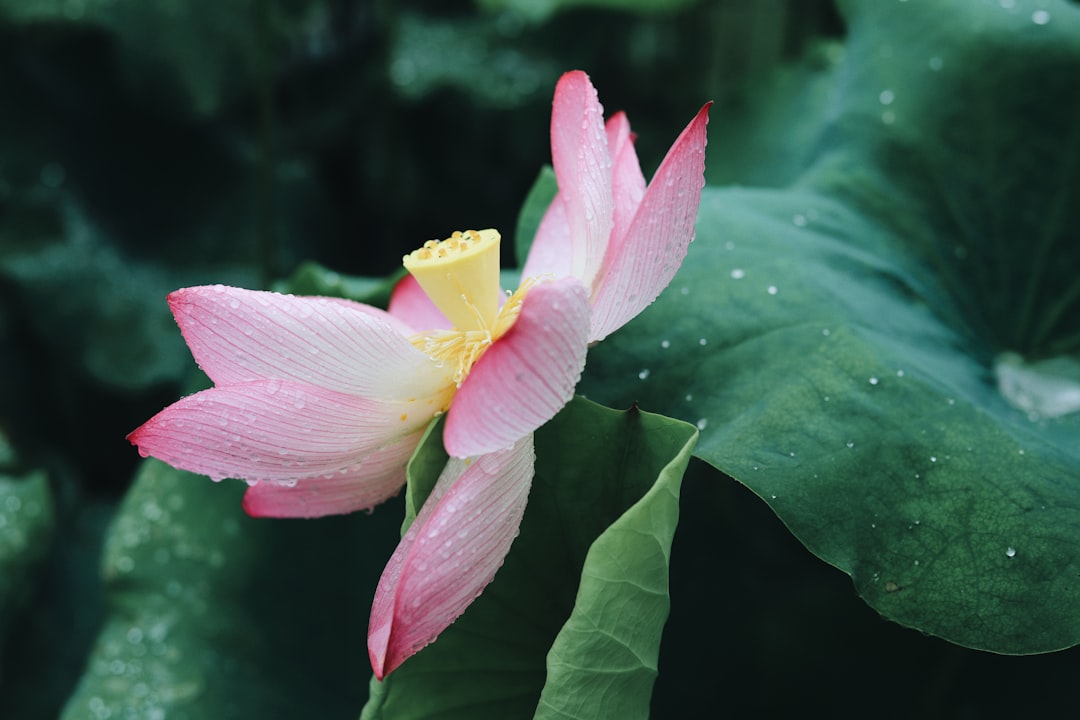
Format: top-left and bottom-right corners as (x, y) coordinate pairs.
(60, 458), (401, 719)
(362, 396), (697, 719)
(0, 435), (54, 681)
(580, 0), (1080, 654)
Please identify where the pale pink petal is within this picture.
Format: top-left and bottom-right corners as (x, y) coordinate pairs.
(588, 102), (711, 343)
(521, 191), (574, 279)
(387, 275), (453, 332)
(127, 379), (444, 483)
(241, 430), (423, 518)
(169, 285), (453, 400)
(548, 70), (613, 288)
(443, 278), (590, 458)
(605, 111), (646, 258)
(368, 435), (534, 679)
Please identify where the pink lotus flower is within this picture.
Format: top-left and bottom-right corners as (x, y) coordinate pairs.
(128, 70), (709, 679)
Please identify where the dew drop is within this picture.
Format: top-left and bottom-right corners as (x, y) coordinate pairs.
(696, 418), (708, 430)
(638, 369), (651, 380)
(822, 328), (831, 336)
(767, 285), (778, 295)
(792, 214), (807, 227)
(1032, 9), (1050, 24)
(879, 89), (895, 105)
(730, 268), (745, 279)
(684, 393), (693, 402)
(698, 338), (707, 346)
(869, 377), (879, 385)
(846, 441), (855, 448)
(1005, 546), (1017, 558)
(660, 339), (671, 349)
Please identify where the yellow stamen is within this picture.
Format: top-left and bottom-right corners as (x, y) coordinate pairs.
(407, 275), (540, 387)
(403, 229), (501, 333)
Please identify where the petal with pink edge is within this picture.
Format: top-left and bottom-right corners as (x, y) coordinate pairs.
(605, 111), (647, 256)
(387, 275), (453, 332)
(242, 430), (423, 518)
(169, 285), (452, 400)
(368, 434), (534, 679)
(443, 278), (590, 458)
(521, 191), (574, 280)
(127, 379), (447, 483)
(548, 70), (613, 288)
(588, 102), (711, 343)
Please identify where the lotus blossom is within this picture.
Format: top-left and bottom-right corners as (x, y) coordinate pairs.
(128, 70), (709, 678)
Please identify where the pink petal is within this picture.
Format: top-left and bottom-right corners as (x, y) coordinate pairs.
(387, 275), (453, 332)
(169, 285), (452, 401)
(127, 379), (445, 483)
(241, 430), (423, 518)
(521, 191), (574, 279)
(588, 102), (711, 342)
(368, 435), (535, 679)
(605, 111), (646, 258)
(547, 70), (613, 288)
(443, 278), (590, 458)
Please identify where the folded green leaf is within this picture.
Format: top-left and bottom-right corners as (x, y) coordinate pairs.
(363, 396), (697, 719)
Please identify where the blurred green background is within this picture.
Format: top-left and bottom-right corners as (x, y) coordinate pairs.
(2, 0), (1078, 718)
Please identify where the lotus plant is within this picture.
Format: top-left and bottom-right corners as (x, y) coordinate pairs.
(128, 70), (710, 678)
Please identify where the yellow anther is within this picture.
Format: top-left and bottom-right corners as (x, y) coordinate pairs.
(407, 275), (540, 387)
(403, 229), (501, 332)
